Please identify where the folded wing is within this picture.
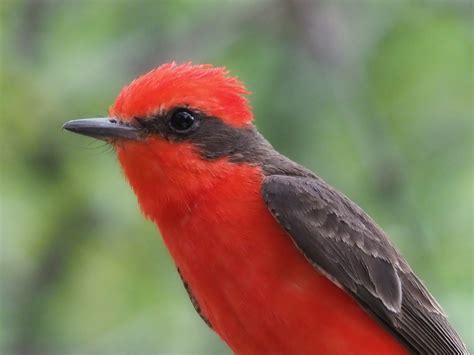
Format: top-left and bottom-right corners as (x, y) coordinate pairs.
(262, 175), (468, 354)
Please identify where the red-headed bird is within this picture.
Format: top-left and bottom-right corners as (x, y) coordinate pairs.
(64, 63), (467, 355)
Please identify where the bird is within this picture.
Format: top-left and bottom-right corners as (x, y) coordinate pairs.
(63, 62), (468, 355)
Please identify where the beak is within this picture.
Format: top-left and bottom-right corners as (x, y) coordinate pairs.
(62, 118), (142, 141)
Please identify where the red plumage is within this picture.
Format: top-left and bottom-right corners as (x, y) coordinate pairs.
(116, 138), (407, 354)
(110, 63), (408, 354)
(110, 62), (252, 127)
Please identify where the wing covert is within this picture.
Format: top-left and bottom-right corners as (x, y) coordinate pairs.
(262, 174), (468, 354)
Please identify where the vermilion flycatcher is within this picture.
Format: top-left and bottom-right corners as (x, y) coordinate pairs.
(64, 63), (468, 354)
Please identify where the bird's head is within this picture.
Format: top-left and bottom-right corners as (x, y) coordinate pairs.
(64, 63), (266, 220)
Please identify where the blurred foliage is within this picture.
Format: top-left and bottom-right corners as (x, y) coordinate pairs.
(0, 0), (472, 354)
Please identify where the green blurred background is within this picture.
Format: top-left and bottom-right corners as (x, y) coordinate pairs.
(1, 0), (472, 354)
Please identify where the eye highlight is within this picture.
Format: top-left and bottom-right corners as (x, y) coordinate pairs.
(169, 109), (197, 133)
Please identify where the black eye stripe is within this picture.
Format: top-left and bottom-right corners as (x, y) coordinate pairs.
(134, 117), (148, 128)
(131, 108), (291, 170)
(133, 116), (163, 134)
(134, 107), (202, 139)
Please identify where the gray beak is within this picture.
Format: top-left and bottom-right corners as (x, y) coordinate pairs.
(63, 118), (142, 141)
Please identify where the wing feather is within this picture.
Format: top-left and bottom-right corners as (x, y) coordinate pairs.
(262, 174), (468, 354)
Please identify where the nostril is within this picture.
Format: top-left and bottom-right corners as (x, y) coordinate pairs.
(109, 119), (117, 124)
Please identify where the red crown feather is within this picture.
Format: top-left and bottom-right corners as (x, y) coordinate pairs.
(109, 62), (253, 127)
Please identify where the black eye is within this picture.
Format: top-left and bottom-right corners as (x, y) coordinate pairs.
(169, 110), (196, 133)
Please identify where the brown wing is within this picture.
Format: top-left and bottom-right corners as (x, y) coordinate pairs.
(262, 174), (468, 354)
